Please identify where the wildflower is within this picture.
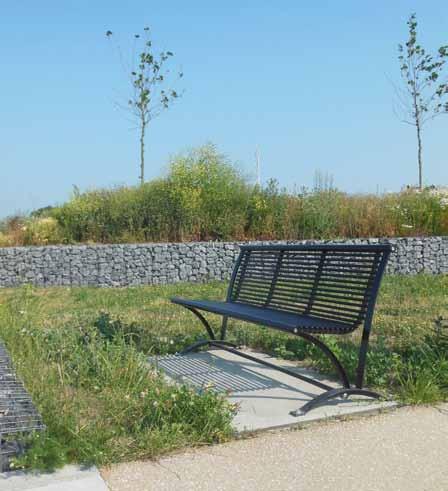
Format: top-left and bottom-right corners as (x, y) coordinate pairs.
(147, 369), (157, 379)
(153, 400), (159, 407)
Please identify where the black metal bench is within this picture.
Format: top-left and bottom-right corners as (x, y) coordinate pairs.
(171, 243), (391, 415)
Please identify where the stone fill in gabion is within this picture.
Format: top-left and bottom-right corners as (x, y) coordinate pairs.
(0, 237), (447, 288)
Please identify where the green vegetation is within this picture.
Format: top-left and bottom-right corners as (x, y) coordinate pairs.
(0, 282), (235, 471)
(396, 13), (448, 190)
(1, 144), (448, 247)
(0, 275), (446, 470)
(106, 27), (183, 185)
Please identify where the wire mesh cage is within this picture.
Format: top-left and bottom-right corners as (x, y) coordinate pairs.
(0, 342), (45, 471)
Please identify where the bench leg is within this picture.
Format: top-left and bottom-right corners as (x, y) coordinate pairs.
(182, 306), (216, 340)
(177, 305), (381, 416)
(297, 332), (350, 389)
(356, 323), (372, 389)
(290, 387), (382, 417)
(178, 307), (238, 354)
(220, 316), (228, 341)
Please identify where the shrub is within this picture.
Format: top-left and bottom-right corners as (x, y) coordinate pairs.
(166, 145), (249, 240)
(2, 145), (448, 246)
(49, 145), (249, 243)
(21, 217), (64, 246)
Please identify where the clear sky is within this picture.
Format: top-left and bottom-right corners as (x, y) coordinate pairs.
(1, 1), (447, 218)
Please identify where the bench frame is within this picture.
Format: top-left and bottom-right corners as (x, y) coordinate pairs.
(172, 244), (391, 415)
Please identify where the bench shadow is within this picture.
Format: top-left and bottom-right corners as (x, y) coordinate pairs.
(148, 350), (341, 402)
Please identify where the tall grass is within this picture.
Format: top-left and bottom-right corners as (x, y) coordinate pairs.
(0, 285), (234, 470)
(1, 144), (447, 246)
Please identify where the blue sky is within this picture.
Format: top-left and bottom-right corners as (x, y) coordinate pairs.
(1, 1), (447, 218)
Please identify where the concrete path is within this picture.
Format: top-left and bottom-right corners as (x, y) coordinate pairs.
(0, 465), (108, 490)
(102, 404), (448, 491)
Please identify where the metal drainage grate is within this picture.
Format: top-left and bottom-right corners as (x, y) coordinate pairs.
(0, 342), (45, 471)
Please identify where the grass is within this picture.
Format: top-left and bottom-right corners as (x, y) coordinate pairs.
(0, 275), (447, 470)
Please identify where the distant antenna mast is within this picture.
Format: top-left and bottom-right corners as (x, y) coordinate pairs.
(255, 147), (261, 186)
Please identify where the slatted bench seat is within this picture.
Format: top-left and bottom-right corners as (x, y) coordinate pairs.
(171, 243), (391, 415)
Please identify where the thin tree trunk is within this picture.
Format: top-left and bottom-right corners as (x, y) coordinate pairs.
(416, 121), (423, 191)
(139, 118), (146, 185)
(412, 90), (423, 191)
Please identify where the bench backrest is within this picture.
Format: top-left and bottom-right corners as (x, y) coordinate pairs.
(228, 244), (391, 327)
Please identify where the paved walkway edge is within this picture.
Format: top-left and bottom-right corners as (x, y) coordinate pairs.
(236, 400), (401, 435)
(0, 464), (109, 490)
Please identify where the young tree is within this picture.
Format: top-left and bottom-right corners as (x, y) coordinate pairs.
(107, 27), (183, 185)
(395, 13), (448, 190)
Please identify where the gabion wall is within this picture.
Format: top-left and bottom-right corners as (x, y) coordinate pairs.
(0, 237), (447, 288)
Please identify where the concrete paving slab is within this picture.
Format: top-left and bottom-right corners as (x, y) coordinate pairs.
(0, 465), (109, 490)
(150, 348), (397, 432)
